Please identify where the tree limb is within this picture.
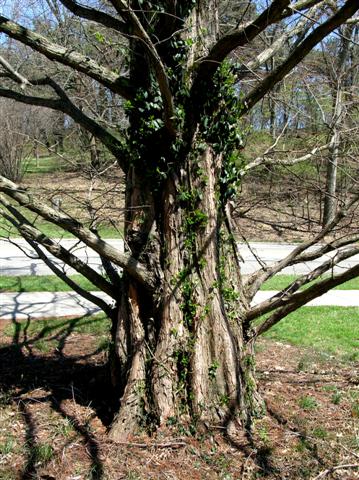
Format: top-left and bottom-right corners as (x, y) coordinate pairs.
(236, 1), (324, 81)
(247, 244), (359, 321)
(0, 206), (114, 315)
(28, 238), (114, 317)
(254, 262), (359, 336)
(292, 233), (359, 265)
(241, 0), (359, 115)
(106, 0), (176, 136)
(0, 55), (30, 88)
(245, 194), (359, 296)
(0, 175), (155, 290)
(58, 0), (129, 35)
(39, 77), (128, 170)
(193, 0), (290, 86)
(0, 195), (118, 299)
(0, 16), (134, 99)
(239, 143), (329, 177)
(312, 464), (359, 480)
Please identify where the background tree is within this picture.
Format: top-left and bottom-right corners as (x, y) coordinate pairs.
(0, 0), (358, 441)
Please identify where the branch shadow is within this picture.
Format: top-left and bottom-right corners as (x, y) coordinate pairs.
(0, 313), (117, 480)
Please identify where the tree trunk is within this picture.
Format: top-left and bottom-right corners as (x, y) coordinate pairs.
(106, 0), (263, 442)
(323, 25), (354, 227)
(109, 146), (263, 441)
(323, 119), (341, 226)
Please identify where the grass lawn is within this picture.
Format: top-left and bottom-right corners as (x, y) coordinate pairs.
(261, 274), (359, 291)
(24, 155), (68, 174)
(0, 274), (97, 293)
(0, 307), (357, 361)
(0, 313), (111, 354)
(1, 273), (358, 361)
(2, 312), (111, 339)
(1, 269), (358, 361)
(263, 306), (359, 361)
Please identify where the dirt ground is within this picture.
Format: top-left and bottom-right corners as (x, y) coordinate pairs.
(23, 168), (358, 243)
(0, 319), (358, 480)
(23, 171), (124, 233)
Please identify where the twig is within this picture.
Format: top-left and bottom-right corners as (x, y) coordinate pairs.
(0, 54), (30, 88)
(339, 444), (359, 460)
(113, 440), (187, 449)
(312, 463), (359, 479)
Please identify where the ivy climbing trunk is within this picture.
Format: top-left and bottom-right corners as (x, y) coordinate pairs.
(109, 144), (263, 440)
(103, 0), (266, 441)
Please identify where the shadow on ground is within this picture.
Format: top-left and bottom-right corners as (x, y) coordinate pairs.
(0, 315), (116, 480)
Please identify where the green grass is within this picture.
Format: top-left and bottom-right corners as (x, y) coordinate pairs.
(263, 306), (359, 360)
(0, 313), (111, 362)
(298, 395), (318, 410)
(27, 443), (54, 464)
(0, 275), (99, 293)
(24, 155), (68, 174)
(261, 274), (359, 291)
(1, 305), (357, 369)
(1, 313), (111, 344)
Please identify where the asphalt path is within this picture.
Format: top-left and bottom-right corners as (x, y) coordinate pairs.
(1, 238), (358, 276)
(1, 290), (358, 321)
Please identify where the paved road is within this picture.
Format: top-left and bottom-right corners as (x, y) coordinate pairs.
(0, 291), (112, 320)
(1, 290), (358, 321)
(0, 238), (123, 276)
(1, 238), (358, 276)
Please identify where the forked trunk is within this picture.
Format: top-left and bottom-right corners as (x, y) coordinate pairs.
(109, 147), (263, 441)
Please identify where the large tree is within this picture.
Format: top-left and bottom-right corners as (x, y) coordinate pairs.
(0, 0), (358, 441)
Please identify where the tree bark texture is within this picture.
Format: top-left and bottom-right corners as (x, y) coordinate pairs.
(109, 146), (262, 440)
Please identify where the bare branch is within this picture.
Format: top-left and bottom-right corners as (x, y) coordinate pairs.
(312, 464), (359, 480)
(194, 0), (290, 85)
(0, 206), (114, 315)
(0, 81), (127, 171)
(245, 194), (359, 296)
(254, 262), (359, 336)
(106, 0), (176, 136)
(0, 86), (62, 110)
(28, 238), (114, 317)
(0, 175), (155, 290)
(283, 0), (326, 16)
(247, 245), (359, 322)
(58, 0), (129, 34)
(293, 234), (359, 264)
(241, 0), (359, 115)
(237, 1), (324, 81)
(0, 195), (118, 300)
(239, 143), (329, 177)
(0, 16), (134, 99)
(346, 16), (359, 25)
(0, 55), (30, 88)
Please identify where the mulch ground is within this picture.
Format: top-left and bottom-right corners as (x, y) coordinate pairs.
(0, 320), (358, 480)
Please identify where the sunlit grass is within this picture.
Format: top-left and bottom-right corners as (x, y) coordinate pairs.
(261, 274), (359, 291)
(263, 306), (359, 361)
(0, 275), (98, 293)
(1, 313), (111, 349)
